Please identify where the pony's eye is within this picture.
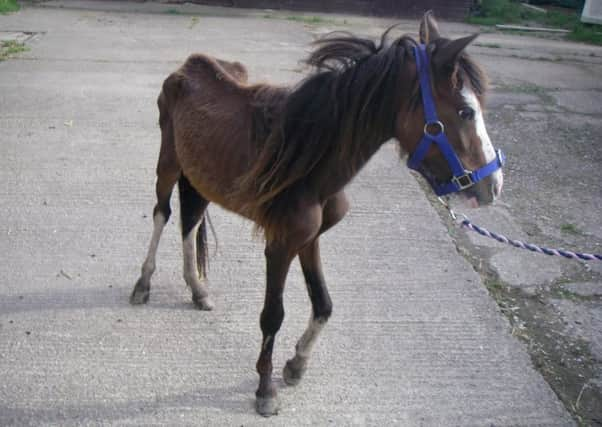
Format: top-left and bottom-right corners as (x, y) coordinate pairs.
(458, 107), (475, 121)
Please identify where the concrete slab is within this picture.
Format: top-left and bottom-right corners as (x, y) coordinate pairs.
(551, 299), (602, 360)
(447, 202), (563, 291)
(0, 2), (574, 425)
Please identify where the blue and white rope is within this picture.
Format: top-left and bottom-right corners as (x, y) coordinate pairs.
(438, 198), (602, 262)
(460, 219), (602, 261)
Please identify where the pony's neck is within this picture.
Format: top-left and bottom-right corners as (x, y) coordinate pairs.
(304, 69), (416, 199)
(310, 121), (394, 199)
(243, 41), (417, 208)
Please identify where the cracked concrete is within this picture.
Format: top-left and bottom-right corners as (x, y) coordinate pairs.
(440, 18), (602, 426)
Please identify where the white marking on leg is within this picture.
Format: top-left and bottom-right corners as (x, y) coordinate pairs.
(295, 312), (326, 359)
(141, 212), (166, 280)
(461, 87), (504, 197)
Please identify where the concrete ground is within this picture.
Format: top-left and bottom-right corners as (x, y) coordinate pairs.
(1, 1), (600, 425)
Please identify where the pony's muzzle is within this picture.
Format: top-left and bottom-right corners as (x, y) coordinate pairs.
(467, 170), (503, 206)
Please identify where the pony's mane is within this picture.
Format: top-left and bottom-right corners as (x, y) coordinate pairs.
(235, 28), (486, 238)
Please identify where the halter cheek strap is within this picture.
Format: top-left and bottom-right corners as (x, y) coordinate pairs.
(407, 44), (505, 197)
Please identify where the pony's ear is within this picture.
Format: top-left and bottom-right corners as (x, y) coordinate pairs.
(431, 33), (478, 71)
(419, 10), (440, 44)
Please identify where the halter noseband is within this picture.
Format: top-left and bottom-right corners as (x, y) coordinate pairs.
(407, 44), (505, 196)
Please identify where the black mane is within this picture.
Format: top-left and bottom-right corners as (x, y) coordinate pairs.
(241, 31), (417, 206)
(238, 28), (486, 234)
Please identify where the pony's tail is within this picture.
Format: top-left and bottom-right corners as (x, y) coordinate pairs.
(196, 211), (217, 278)
(196, 215), (208, 278)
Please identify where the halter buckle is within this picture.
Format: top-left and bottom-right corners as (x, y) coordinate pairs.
(452, 172), (474, 190)
(423, 120), (444, 138)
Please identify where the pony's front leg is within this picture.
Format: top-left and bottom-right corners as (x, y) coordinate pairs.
(255, 203), (323, 416)
(283, 192), (347, 386)
(255, 244), (294, 416)
(283, 237), (331, 386)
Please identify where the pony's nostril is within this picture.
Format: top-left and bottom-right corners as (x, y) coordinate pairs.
(492, 181), (502, 198)
(491, 172), (504, 199)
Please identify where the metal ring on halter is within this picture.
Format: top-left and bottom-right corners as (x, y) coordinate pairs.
(423, 120), (445, 138)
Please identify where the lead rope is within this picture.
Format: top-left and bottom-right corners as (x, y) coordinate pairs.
(437, 197), (602, 262)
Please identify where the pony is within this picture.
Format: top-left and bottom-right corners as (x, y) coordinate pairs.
(130, 11), (503, 416)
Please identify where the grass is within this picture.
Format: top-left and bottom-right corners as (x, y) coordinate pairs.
(468, 0), (602, 45)
(188, 16), (199, 29)
(560, 222), (583, 235)
(554, 287), (580, 300)
(570, 24), (602, 44)
(285, 15), (332, 25)
(0, 0), (19, 14)
(500, 82), (556, 104)
(263, 13), (344, 26)
(0, 40), (28, 61)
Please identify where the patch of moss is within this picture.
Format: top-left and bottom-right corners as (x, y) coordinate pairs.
(561, 222), (583, 235)
(0, 40), (28, 61)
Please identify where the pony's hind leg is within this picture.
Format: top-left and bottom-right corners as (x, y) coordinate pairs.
(178, 175), (214, 311)
(131, 92), (180, 305)
(130, 173), (177, 304)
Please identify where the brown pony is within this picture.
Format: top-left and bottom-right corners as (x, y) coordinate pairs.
(131, 12), (503, 416)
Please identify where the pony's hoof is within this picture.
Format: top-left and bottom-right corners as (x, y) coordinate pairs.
(192, 295), (214, 311)
(129, 280), (150, 305)
(283, 359), (306, 386)
(255, 395), (279, 417)
(129, 289), (149, 305)
(130, 278), (150, 305)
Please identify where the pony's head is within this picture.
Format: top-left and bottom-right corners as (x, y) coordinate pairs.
(398, 11), (503, 206)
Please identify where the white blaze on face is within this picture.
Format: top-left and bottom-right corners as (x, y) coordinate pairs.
(461, 87), (504, 198)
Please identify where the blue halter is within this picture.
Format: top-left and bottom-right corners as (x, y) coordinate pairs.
(407, 44), (505, 196)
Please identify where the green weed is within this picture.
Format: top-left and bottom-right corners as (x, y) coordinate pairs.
(469, 0), (602, 45)
(189, 16), (199, 29)
(285, 15), (332, 25)
(0, 40), (28, 61)
(569, 24), (602, 45)
(560, 223), (583, 235)
(0, 0), (19, 14)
